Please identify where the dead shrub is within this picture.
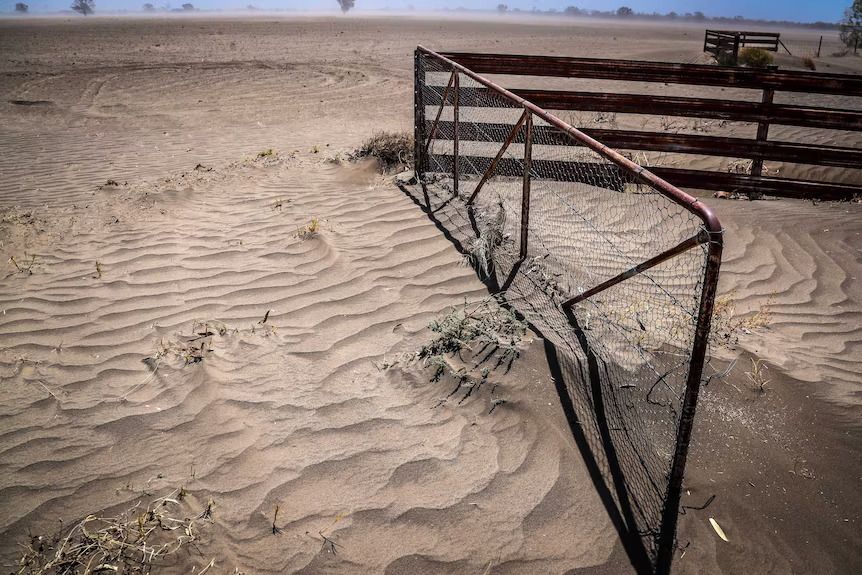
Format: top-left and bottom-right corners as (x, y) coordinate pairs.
(353, 131), (414, 172)
(738, 47), (774, 68)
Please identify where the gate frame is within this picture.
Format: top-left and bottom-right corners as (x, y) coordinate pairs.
(414, 45), (724, 574)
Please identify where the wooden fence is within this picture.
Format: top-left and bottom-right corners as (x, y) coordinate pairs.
(435, 52), (862, 201)
(704, 29), (785, 63)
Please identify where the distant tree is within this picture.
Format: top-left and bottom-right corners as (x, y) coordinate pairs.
(337, 0), (355, 13)
(142, 2), (154, 10)
(564, 6), (582, 15)
(692, 11), (706, 21)
(15, 2), (28, 12)
(840, 1), (862, 49)
(617, 6), (633, 17)
(181, 2), (193, 9)
(71, 0), (94, 15)
(667, 11), (677, 19)
(497, 4), (508, 13)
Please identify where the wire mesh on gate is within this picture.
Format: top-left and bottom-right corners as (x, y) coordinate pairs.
(413, 47), (723, 575)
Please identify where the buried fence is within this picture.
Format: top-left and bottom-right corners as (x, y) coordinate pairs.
(412, 46), (724, 574)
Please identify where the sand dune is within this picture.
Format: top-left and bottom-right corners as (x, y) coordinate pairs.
(0, 154), (620, 573)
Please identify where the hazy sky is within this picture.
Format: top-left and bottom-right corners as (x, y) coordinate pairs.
(2, 0), (852, 23)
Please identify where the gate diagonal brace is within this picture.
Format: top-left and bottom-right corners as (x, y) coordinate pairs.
(424, 71), (456, 157)
(466, 109), (530, 206)
(561, 230), (709, 310)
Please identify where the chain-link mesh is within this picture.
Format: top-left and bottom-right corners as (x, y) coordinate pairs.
(415, 50), (720, 570)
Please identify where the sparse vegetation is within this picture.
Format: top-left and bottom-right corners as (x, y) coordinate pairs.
(745, 357), (771, 393)
(710, 291), (773, 346)
(466, 199), (512, 279)
(16, 489), (212, 575)
(379, 295), (527, 410)
(257, 148), (276, 158)
(71, 0), (94, 15)
(9, 254), (36, 275)
(295, 217), (322, 239)
(738, 47), (774, 68)
(801, 56), (817, 70)
(839, 1), (862, 51)
(352, 131), (413, 172)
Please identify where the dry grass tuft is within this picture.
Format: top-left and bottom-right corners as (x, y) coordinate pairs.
(379, 294), (527, 409)
(17, 489), (212, 575)
(738, 47), (774, 68)
(295, 217), (322, 240)
(745, 357), (770, 393)
(710, 291), (773, 346)
(801, 56), (817, 70)
(9, 254), (37, 275)
(466, 199), (511, 279)
(352, 132), (414, 172)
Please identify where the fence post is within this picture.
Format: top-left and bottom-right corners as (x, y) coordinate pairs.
(655, 232), (723, 575)
(519, 110), (533, 260)
(413, 50), (426, 181)
(453, 71), (460, 197)
(749, 87), (774, 199)
(732, 35), (740, 66)
(817, 35), (823, 58)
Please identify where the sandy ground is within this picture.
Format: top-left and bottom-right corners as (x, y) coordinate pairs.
(1, 13), (860, 574)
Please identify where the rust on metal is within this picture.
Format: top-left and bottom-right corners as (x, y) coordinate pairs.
(453, 71), (459, 197)
(561, 232), (708, 310)
(423, 71), (455, 157)
(424, 49), (861, 201)
(416, 46), (723, 234)
(466, 109), (529, 205)
(519, 111), (533, 260)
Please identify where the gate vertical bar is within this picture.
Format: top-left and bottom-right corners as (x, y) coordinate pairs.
(654, 233), (723, 575)
(413, 49), (427, 181)
(452, 71), (460, 196)
(519, 110), (533, 260)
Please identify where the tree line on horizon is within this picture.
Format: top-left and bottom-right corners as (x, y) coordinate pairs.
(9, 0), (861, 40)
(493, 3), (841, 30)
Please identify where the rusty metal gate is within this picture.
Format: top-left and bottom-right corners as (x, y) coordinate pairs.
(412, 46), (724, 574)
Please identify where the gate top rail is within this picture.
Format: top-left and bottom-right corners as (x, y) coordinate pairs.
(417, 45), (723, 238)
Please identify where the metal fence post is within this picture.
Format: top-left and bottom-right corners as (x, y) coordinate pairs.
(413, 50), (426, 181)
(453, 71), (460, 197)
(519, 110), (533, 260)
(655, 233), (723, 575)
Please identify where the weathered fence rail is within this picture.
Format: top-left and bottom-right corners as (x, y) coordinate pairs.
(413, 46), (725, 575)
(436, 51), (862, 201)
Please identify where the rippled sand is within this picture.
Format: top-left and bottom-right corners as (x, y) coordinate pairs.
(1, 13), (860, 575)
